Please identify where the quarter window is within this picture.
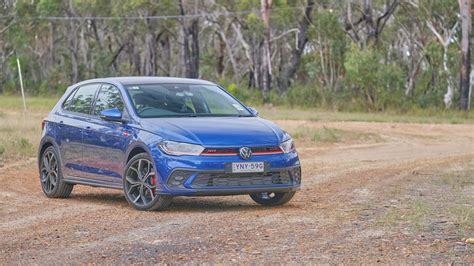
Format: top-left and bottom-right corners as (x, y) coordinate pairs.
(93, 85), (124, 116)
(67, 84), (100, 114)
(62, 89), (76, 110)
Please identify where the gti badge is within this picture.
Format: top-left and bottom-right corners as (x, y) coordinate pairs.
(239, 147), (252, 160)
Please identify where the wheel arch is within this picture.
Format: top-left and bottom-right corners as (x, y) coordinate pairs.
(38, 137), (61, 168)
(124, 142), (154, 166)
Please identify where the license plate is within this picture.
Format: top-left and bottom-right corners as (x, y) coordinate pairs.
(232, 162), (265, 173)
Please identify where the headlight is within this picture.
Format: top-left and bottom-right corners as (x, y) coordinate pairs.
(158, 140), (204, 156)
(280, 138), (295, 153)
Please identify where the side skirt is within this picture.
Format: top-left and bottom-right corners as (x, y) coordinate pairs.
(64, 176), (122, 190)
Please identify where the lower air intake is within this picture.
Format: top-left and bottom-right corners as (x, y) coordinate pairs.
(191, 170), (297, 188)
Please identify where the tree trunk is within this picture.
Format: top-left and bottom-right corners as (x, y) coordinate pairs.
(216, 32), (225, 77)
(179, 0), (200, 79)
(159, 33), (171, 76)
(277, 0), (315, 91)
(459, 0), (471, 110)
(260, 0), (272, 92)
(443, 46), (455, 108)
(364, 0), (376, 47)
(143, 31), (156, 76)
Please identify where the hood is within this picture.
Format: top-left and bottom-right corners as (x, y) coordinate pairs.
(140, 117), (285, 146)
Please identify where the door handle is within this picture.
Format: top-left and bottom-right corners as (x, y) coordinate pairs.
(84, 126), (91, 136)
(58, 121), (64, 128)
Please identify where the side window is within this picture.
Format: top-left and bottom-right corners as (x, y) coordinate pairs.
(93, 84), (124, 116)
(68, 84), (99, 114)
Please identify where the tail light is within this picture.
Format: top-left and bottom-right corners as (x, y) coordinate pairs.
(41, 120), (46, 131)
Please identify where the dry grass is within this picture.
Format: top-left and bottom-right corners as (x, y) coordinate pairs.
(288, 126), (382, 144)
(376, 163), (474, 234)
(0, 95), (472, 159)
(257, 105), (474, 124)
(0, 96), (56, 160)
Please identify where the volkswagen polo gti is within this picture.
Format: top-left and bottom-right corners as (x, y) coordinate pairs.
(38, 77), (301, 210)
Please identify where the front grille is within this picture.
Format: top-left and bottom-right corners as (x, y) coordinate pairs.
(201, 146), (282, 155)
(191, 170), (297, 188)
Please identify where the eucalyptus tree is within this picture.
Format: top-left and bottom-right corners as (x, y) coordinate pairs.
(458, 0), (471, 110)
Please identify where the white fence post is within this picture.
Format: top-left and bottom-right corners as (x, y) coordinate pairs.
(16, 57), (27, 113)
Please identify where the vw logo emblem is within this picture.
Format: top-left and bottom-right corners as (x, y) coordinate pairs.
(239, 147), (252, 160)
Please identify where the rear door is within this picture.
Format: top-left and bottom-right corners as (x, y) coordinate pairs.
(81, 83), (130, 184)
(57, 83), (100, 178)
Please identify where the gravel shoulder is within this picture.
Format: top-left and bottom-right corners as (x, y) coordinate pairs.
(0, 121), (473, 264)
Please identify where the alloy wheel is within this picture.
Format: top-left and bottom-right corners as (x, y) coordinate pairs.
(40, 150), (58, 193)
(124, 159), (157, 207)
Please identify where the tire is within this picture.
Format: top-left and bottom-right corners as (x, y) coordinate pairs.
(123, 153), (171, 211)
(39, 146), (74, 198)
(249, 191), (296, 206)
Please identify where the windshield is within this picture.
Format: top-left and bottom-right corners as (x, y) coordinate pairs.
(125, 84), (252, 118)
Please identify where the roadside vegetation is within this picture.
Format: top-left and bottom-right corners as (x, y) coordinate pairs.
(376, 163), (473, 236)
(0, 0), (472, 112)
(0, 96), (472, 161)
(286, 126), (382, 144)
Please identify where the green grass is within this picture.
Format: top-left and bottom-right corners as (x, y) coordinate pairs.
(257, 106), (474, 124)
(449, 204), (474, 232)
(378, 200), (433, 230)
(289, 126), (382, 144)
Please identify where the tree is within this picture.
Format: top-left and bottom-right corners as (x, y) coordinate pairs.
(344, 0), (400, 48)
(277, 0), (315, 91)
(179, 0), (200, 78)
(260, 0), (272, 92)
(426, 13), (459, 109)
(458, 0), (471, 110)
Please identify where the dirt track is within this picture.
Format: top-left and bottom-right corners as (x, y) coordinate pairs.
(1, 121), (473, 264)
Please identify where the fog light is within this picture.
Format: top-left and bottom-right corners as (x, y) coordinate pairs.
(290, 167), (301, 183)
(174, 175), (185, 181)
(171, 181), (181, 186)
(167, 171), (191, 188)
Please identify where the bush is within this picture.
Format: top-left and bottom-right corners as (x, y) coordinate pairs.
(284, 84), (322, 108)
(344, 45), (404, 111)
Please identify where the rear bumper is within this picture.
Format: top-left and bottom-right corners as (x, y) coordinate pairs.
(156, 166), (301, 196)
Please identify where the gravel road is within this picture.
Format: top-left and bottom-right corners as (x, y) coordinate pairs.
(1, 121), (473, 264)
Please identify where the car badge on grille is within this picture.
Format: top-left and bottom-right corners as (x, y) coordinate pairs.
(239, 147), (252, 160)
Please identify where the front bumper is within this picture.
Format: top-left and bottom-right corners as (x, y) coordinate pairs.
(150, 147), (301, 196)
(158, 166), (301, 196)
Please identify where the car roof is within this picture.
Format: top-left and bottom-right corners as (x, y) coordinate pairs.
(75, 77), (216, 86)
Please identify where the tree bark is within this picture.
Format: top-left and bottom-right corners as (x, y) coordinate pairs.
(459, 0), (472, 110)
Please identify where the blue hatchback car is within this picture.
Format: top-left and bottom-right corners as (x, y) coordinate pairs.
(38, 77), (301, 210)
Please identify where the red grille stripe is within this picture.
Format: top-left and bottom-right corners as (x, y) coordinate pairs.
(201, 147), (283, 156)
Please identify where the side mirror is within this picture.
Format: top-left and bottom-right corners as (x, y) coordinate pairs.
(248, 107), (259, 116)
(99, 108), (123, 122)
